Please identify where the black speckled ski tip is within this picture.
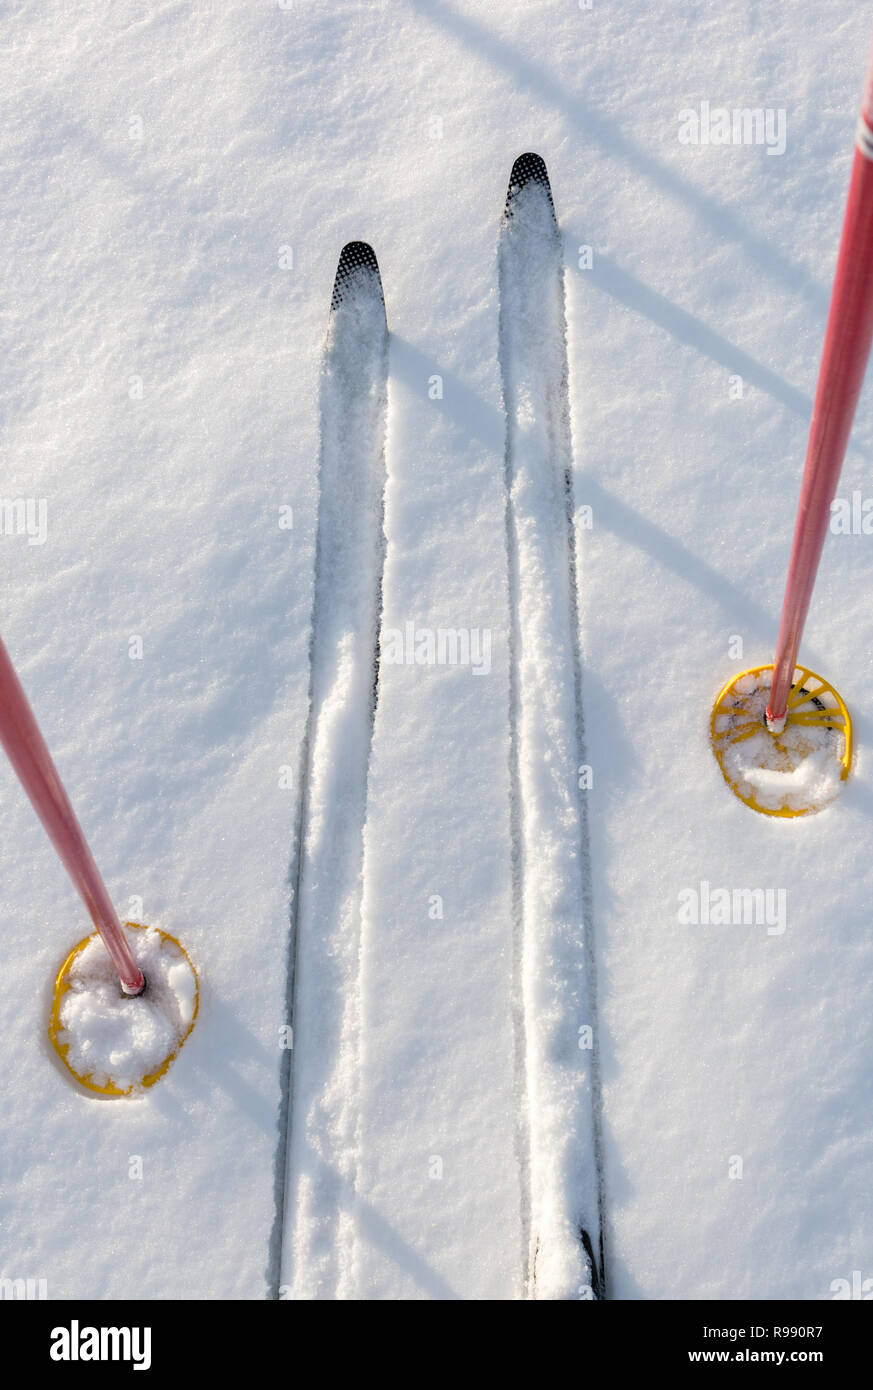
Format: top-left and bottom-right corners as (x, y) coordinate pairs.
(504, 153), (554, 217)
(331, 241), (383, 310)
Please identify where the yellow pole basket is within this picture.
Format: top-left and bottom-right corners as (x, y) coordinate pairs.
(49, 922), (198, 1097)
(710, 664), (852, 817)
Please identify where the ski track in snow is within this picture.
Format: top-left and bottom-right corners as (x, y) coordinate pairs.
(498, 164), (605, 1300)
(276, 257), (388, 1299)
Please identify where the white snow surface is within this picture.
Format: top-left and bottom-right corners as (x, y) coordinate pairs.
(1, 0), (872, 1301)
(57, 927), (197, 1093)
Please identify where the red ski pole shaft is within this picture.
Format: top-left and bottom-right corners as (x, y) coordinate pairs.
(0, 633), (144, 994)
(767, 38), (873, 730)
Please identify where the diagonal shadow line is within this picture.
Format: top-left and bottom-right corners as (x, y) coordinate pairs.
(582, 475), (810, 657)
(394, 232), (810, 435)
(578, 244), (866, 460)
(274, 1141), (463, 1300)
(390, 336), (504, 449)
(407, 0), (830, 313)
(579, 244), (812, 417)
(390, 333), (821, 663)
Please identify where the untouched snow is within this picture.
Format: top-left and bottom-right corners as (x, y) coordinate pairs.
(56, 926), (197, 1093)
(0, 0), (872, 1301)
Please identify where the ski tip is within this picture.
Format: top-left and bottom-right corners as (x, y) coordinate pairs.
(505, 152), (554, 214)
(331, 241), (383, 310)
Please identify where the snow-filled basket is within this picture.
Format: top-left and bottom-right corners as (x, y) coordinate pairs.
(49, 923), (198, 1096)
(711, 664), (852, 816)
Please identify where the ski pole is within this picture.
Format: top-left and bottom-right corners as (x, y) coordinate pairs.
(0, 632), (145, 994)
(767, 32), (873, 732)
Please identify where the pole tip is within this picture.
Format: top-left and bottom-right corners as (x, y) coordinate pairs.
(764, 707), (788, 734)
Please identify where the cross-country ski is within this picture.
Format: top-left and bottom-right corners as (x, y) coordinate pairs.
(277, 242), (388, 1300)
(498, 153), (604, 1300)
